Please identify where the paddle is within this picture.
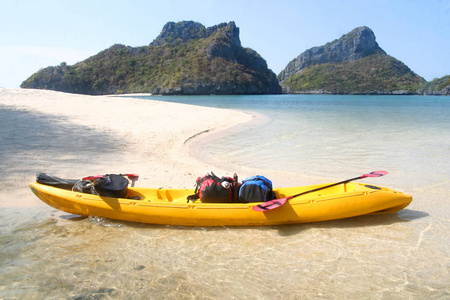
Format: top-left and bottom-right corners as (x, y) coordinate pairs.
(252, 171), (388, 212)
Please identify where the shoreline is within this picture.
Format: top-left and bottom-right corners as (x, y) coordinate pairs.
(0, 88), (320, 209)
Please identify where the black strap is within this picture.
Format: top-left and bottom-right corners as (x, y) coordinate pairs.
(187, 193), (199, 203)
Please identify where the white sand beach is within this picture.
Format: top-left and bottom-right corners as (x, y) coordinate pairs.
(0, 88), (255, 207)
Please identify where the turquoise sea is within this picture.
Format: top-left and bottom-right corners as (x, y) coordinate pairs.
(139, 94), (449, 190)
(1, 94), (449, 299)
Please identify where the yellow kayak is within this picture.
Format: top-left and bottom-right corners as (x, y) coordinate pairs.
(30, 179), (412, 226)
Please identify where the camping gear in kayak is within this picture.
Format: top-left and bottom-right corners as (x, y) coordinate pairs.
(239, 175), (275, 203)
(187, 172), (238, 203)
(37, 173), (139, 198)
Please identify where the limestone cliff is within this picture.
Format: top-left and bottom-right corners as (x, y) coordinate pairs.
(278, 27), (385, 83)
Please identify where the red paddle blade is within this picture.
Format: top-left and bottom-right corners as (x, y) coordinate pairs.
(362, 170), (388, 178)
(125, 174), (139, 180)
(252, 197), (289, 211)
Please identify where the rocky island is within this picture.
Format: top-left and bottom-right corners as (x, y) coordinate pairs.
(278, 26), (426, 95)
(21, 22), (448, 96)
(21, 21), (281, 95)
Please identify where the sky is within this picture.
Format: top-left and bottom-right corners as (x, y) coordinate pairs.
(1, 0), (449, 88)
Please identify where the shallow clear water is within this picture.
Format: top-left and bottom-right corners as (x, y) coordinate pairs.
(143, 95), (450, 189)
(1, 95), (449, 299)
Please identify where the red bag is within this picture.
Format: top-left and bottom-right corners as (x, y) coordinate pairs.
(187, 172), (238, 203)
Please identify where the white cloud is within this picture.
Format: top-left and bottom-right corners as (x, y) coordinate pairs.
(0, 46), (95, 88)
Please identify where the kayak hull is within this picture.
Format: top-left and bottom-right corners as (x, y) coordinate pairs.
(30, 182), (412, 226)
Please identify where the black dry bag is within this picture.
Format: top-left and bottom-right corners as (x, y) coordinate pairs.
(94, 174), (129, 198)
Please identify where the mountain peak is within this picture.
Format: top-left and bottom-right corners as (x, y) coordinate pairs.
(151, 21), (240, 47)
(341, 26), (384, 58)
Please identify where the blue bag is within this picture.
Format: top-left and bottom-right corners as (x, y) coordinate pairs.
(239, 175), (274, 203)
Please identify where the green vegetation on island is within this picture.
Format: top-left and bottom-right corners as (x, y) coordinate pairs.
(20, 22), (448, 96)
(282, 54), (425, 94)
(21, 21), (281, 95)
(418, 75), (450, 95)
